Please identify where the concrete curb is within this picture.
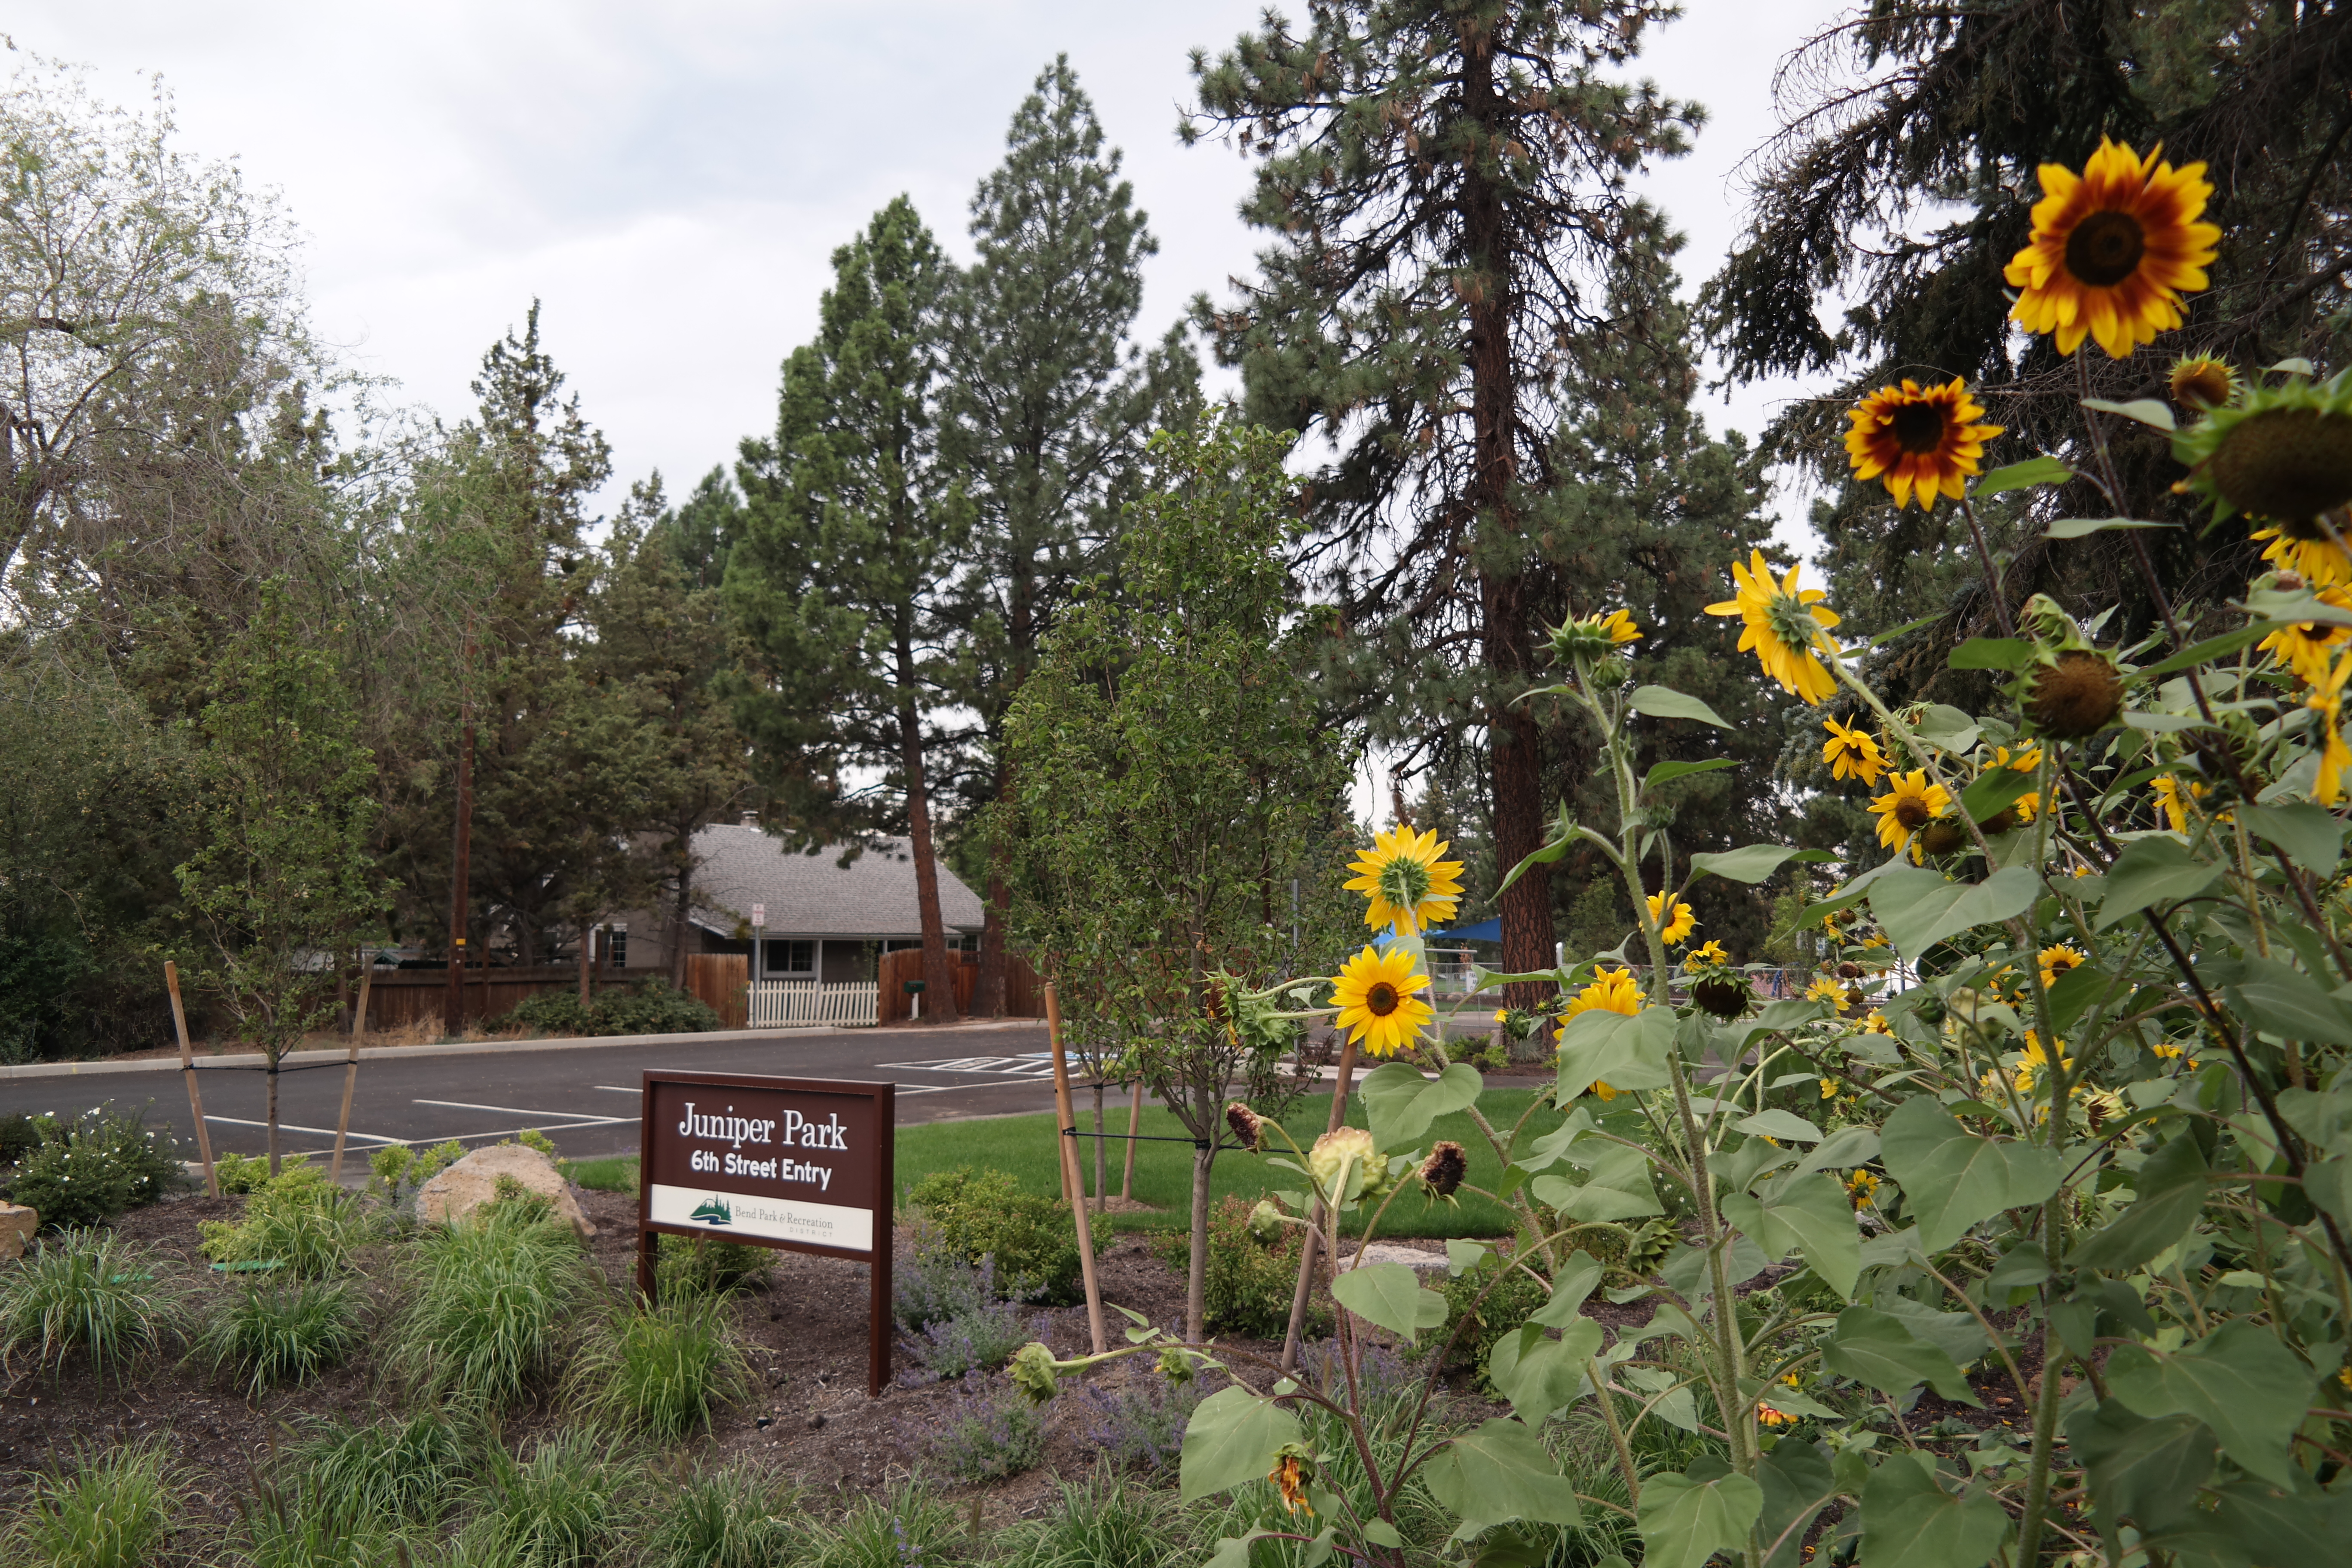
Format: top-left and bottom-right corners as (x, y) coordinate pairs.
(0, 1017), (1047, 1083)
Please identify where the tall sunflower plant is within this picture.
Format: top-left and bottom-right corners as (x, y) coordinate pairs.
(1008, 139), (2352, 1568)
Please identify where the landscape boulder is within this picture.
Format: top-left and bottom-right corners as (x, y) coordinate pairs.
(416, 1144), (595, 1239)
(0, 1203), (36, 1260)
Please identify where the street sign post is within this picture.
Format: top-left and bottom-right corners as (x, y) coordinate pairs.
(636, 1070), (894, 1394)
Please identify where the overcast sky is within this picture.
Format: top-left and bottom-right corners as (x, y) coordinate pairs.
(14, 0), (1848, 546)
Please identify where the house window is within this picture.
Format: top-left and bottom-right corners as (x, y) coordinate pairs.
(605, 926), (627, 970)
(763, 939), (815, 977)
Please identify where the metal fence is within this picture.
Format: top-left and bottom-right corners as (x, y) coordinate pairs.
(747, 980), (880, 1029)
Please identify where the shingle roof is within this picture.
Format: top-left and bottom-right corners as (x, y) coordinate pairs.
(685, 824), (984, 939)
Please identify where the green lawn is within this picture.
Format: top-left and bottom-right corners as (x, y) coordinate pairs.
(555, 1090), (1561, 1239)
(894, 1090), (1563, 1239)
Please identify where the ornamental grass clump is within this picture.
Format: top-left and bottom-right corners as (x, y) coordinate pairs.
(2, 1438), (182, 1568)
(637, 1463), (806, 1568)
(566, 1296), (752, 1439)
(387, 1203), (600, 1411)
(284, 1412), (470, 1531)
(998, 1473), (1190, 1568)
(200, 1164), (370, 1277)
(465, 1430), (630, 1568)
(0, 1228), (187, 1380)
(189, 1277), (365, 1394)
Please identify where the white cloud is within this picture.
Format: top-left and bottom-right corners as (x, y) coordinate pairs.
(17, 0), (1845, 537)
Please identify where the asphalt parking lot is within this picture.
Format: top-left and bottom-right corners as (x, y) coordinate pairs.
(0, 1022), (1069, 1165)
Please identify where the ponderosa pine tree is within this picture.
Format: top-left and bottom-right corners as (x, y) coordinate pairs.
(1186, 1), (1702, 998)
(940, 56), (1198, 1016)
(729, 197), (965, 1019)
(1704, 0), (2352, 671)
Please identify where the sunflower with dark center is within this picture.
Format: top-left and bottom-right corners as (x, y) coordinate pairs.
(2256, 585), (2352, 682)
(2025, 649), (2125, 738)
(1821, 715), (1886, 786)
(1225, 1101), (1267, 1155)
(1691, 973), (1751, 1021)
(2038, 943), (2088, 990)
(1844, 378), (2003, 509)
(1706, 549), (1842, 705)
(2169, 354), (2240, 412)
(2174, 369), (2352, 556)
(2003, 138), (2219, 358)
(1329, 943), (1432, 1058)
(1869, 769), (1949, 853)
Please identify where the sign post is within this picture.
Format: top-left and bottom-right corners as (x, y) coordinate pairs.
(637, 1071), (894, 1395)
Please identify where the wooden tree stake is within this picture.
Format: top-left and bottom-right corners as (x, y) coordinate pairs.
(165, 961), (217, 1197)
(1121, 1078), (1143, 1200)
(331, 967), (370, 1183)
(1045, 984), (1106, 1354)
(1280, 1032), (1358, 1373)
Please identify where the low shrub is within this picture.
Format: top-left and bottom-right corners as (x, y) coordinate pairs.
(469, 1430), (629, 1568)
(1427, 1248), (1549, 1385)
(891, 1222), (996, 1329)
(1078, 1370), (1206, 1478)
(639, 1463), (804, 1568)
(287, 1413), (470, 1529)
(1001, 1473), (1188, 1568)
(655, 1232), (772, 1298)
(501, 980), (720, 1039)
(567, 1298), (751, 1439)
(898, 1297), (1038, 1383)
(369, 1139), (467, 1210)
(0, 1228), (187, 1379)
(2, 1438), (181, 1568)
(558, 1155), (637, 1194)
(903, 1167), (1088, 1304)
(813, 1484), (963, 1568)
(1151, 1193), (1326, 1338)
(909, 1373), (1047, 1484)
(2, 1107), (182, 1227)
(199, 1165), (368, 1277)
(213, 1149), (279, 1195)
(389, 1204), (600, 1410)
(190, 1279), (364, 1394)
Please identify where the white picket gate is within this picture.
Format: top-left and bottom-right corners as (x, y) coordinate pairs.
(745, 980), (879, 1029)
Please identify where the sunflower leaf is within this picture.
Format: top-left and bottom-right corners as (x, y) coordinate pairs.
(1947, 636), (2031, 670)
(2047, 516), (2176, 538)
(2080, 396), (2177, 431)
(1643, 757), (1738, 790)
(1688, 844), (1833, 884)
(1629, 685), (1732, 729)
(1974, 454), (2074, 495)
(1359, 1061), (1482, 1152)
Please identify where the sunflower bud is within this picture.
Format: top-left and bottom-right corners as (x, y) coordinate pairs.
(2168, 354), (2239, 412)
(1225, 1101), (1267, 1154)
(1157, 1346), (1196, 1385)
(1418, 1141), (1467, 1199)
(1836, 962), (1863, 979)
(1308, 1126), (1383, 1198)
(1917, 816), (1971, 857)
(1008, 1341), (1061, 1405)
(1249, 1199), (1286, 1241)
(2026, 649), (2125, 738)
(2173, 370), (2352, 535)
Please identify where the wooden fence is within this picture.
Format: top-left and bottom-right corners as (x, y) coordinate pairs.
(876, 949), (1044, 1023)
(359, 965), (633, 1030)
(685, 953), (748, 1029)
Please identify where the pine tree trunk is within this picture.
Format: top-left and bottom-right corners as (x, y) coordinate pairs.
(897, 637), (960, 1024)
(669, 846), (695, 990)
(1187, 1140), (1214, 1343)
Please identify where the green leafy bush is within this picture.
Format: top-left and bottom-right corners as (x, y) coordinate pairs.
(388, 1204), (600, 1410)
(903, 1166), (1089, 1304)
(500, 979), (720, 1038)
(566, 1298), (751, 1439)
(200, 1165), (368, 1277)
(1152, 1193), (1327, 1338)
(0, 1228), (187, 1379)
(3, 1438), (181, 1568)
(190, 1279), (364, 1394)
(654, 1232), (772, 1298)
(214, 1149), (279, 1195)
(3, 1107), (182, 1226)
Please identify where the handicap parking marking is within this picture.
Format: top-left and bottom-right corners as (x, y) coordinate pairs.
(876, 1054), (1061, 1079)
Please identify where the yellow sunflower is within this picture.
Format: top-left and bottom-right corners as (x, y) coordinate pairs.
(2003, 138), (2220, 358)
(2037, 943), (2088, 989)
(1705, 549), (1842, 705)
(1822, 716), (1886, 786)
(1869, 769), (1951, 853)
(1846, 1168), (1881, 1208)
(1561, 966), (1642, 1021)
(2308, 650), (2352, 805)
(1344, 826), (1466, 935)
(1862, 1010), (1893, 1035)
(2257, 586), (2352, 682)
(2149, 774), (2208, 833)
(1992, 744), (2042, 772)
(1844, 378), (2004, 509)
(1597, 609), (1641, 645)
(1646, 893), (1697, 946)
(2252, 527), (2352, 588)
(1329, 944), (1433, 1057)
(1688, 939), (1731, 969)
(1804, 976), (1846, 1006)
(2015, 1032), (2073, 1097)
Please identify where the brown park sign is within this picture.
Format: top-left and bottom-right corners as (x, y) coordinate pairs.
(635, 1070), (894, 1393)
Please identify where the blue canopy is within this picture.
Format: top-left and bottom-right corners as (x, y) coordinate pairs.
(1424, 917), (1502, 943)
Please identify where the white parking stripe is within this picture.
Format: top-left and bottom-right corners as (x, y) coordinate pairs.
(412, 1097), (632, 1123)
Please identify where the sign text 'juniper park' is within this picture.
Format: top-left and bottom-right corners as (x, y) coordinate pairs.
(636, 1070), (894, 1393)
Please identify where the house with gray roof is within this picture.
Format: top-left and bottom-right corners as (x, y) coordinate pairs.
(622, 819), (983, 984)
